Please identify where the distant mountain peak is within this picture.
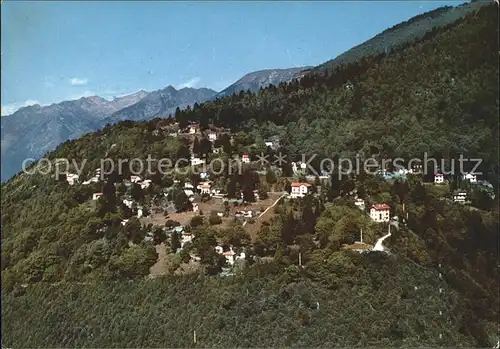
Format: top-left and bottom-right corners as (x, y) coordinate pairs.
(215, 66), (312, 98)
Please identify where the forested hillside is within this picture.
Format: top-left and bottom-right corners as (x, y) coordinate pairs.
(1, 3), (498, 348)
(1, 257), (480, 347)
(170, 3), (498, 184)
(307, 0), (489, 73)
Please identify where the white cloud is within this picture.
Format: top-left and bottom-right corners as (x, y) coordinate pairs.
(69, 77), (88, 86)
(1, 100), (41, 116)
(176, 77), (200, 89)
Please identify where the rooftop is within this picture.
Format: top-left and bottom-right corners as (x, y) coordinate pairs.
(371, 204), (390, 210)
(291, 182), (312, 187)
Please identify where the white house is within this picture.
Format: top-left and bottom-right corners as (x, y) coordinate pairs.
(453, 191), (467, 204)
(197, 182), (212, 194)
(191, 157), (205, 166)
(215, 246), (245, 266)
(354, 198), (365, 210)
(188, 124), (199, 134)
(235, 209), (253, 218)
(463, 173), (477, 183)
(66, 173), (79, 186)
(92, 192), (103, 200)
(265, 141), (273, 148)
(123, 199), (134, 209)
(130, 175), (142, 183)
(184, 189), (194, 197)
(208, 132), (217, 141)
(120, 219), (129, 226)
(290, 182), (311, 198)
(200, 172), (209, 180)
(140, 179), (152, 189)
(434, 173), (445, 184)
(192, 203), (199, 212)
(241, 154), (250, 163)
(184, 183), (194, 189)
(137, 208), (143, 218)
(370, 204), (390, 223)
(181, 233), (193, 248)
(410, 163), (423, 174)
(82, 175), (99, 185)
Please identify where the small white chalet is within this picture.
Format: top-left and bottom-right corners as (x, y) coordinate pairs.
(140, 179), (152, 189)
(92, 192), (103, 200)
(181, 233), (193, 248)
(208, 131), (217, 141)
(66, 173), (79, 186)
(184, 189), (194, 197)
(197, 182), (212, 194)
(188, 124), (199, 134)
(370, 204), (390, 223)
(290, 182), (311, 198)
(434, 173), (444, 184)
(130, 175), (142, 183)
(463, 173), (477, 183)
(123, 199), (134, 209)
(354, 198), (365, 210)
(191, 157), (205, 166)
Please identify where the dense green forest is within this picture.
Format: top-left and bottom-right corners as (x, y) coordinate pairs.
(0, 256), (485, 347)
(1, 3), (498, 348)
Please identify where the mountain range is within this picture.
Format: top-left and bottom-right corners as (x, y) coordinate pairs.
(1, 68), (308, 181)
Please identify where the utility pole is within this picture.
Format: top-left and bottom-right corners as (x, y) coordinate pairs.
(193, 330), (197, 345)
(298, 252), (302, 267)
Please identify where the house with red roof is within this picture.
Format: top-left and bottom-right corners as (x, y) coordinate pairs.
(290, 182), (312, 199)
(241, 154), (250, 163)
(369, 203), (390, 222)
(197, 181), (212, 194)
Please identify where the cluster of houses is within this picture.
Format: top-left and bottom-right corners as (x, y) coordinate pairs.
(143, 223), (247, 267)
(144, 225), (194, 248)
(215, 245), (246, 265)
(183, 181), (222, 201)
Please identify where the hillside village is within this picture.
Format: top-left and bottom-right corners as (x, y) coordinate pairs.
(2, 3), (498, 347)
(57, 119), (495, 276)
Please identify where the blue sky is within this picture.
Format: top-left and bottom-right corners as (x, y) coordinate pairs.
(1, 0), (464, 115)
